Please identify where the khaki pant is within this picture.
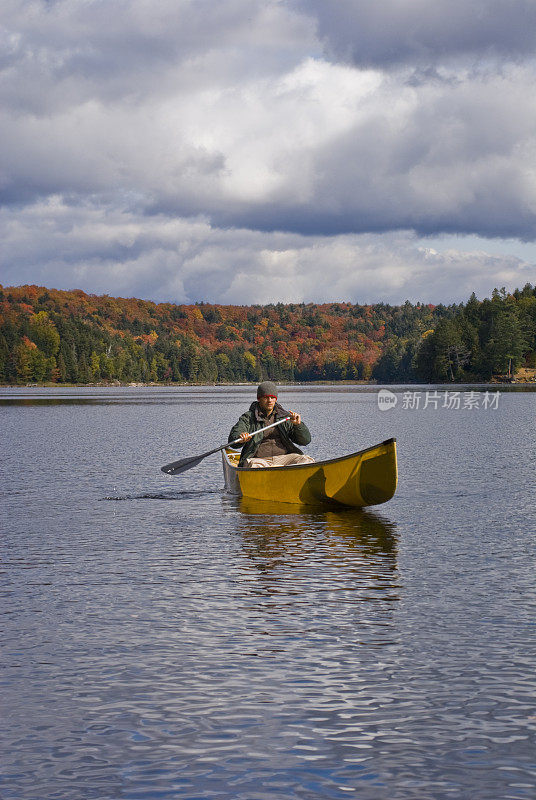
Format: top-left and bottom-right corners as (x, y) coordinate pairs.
(246, 453), (315, 469)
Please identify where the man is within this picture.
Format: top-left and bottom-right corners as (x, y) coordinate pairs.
(229, 381), (314, 468)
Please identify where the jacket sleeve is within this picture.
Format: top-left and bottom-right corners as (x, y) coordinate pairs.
(228, 411), (253, 445)
(288, 420), (311, 446)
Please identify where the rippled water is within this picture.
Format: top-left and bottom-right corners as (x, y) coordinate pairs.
(2, 385), (535, 799)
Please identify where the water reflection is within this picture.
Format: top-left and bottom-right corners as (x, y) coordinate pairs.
(233, 498), (397, 556)
(224, 498), (399, 609)
(0, 397), (171, 406)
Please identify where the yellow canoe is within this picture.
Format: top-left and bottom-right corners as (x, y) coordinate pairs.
(222, 438), (397, 508)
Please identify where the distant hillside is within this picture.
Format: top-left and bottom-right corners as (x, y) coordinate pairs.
(0, 284), (534, 384)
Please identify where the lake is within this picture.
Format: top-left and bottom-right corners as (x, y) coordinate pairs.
(1, 385), (535, 800)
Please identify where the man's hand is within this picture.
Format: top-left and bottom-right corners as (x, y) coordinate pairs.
(289, 411), (301, 425)
(239, 431), (252, 442)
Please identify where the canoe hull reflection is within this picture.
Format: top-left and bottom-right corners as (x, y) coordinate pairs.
(222, 438), (397, 508)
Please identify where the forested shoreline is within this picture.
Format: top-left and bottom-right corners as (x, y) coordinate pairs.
(1, 283), (535, 385)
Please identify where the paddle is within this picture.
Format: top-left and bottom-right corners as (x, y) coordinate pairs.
(161, 416), (292, 475)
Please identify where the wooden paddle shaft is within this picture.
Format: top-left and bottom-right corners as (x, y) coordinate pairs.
(161, 416), (292, 475)
(229, 415), (291, 446)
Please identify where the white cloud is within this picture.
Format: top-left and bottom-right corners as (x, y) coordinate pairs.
(0, 0), (535, 303)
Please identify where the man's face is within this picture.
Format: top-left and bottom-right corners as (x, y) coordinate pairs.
(258, 394), (277, 415)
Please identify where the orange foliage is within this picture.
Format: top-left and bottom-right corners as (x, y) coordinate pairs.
(0, 282), (451, 384)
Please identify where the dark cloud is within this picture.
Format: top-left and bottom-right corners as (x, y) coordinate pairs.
(296, 0), (536, 68)
(1, 199), (534, 305)
(1, 0), (313, 112)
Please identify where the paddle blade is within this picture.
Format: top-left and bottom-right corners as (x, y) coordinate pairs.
(161, 455), (206, 475)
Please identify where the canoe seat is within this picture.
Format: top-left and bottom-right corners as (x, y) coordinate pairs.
(225, 448), (241, 466)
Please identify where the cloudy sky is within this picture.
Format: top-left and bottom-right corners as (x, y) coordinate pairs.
(1, 0), (536, 305)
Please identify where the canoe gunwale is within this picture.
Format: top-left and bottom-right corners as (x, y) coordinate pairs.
(225, 437), (396, 473)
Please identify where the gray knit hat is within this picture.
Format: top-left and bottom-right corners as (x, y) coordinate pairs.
(257, 380), (278, 398)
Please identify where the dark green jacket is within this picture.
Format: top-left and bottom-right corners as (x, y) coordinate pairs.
(229, 402), (312, 467)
